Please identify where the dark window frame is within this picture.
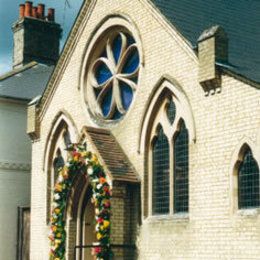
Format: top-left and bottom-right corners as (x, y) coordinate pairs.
(173, 121), (189, 213)
(238, 148), (260, 209)
(152, 125), (170, 215)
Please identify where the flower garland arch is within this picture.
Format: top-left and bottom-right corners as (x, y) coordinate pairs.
(49, 144), (111, 260)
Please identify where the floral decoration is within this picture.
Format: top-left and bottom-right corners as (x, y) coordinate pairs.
(49, 144), (111, 260)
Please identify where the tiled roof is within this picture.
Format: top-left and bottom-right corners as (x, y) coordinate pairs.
(151, 0), (260, 83)
(0, 62), (54, 101)
(85, 126), (140, 183)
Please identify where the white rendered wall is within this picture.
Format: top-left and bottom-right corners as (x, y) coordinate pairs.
(0, 99), (31, 260)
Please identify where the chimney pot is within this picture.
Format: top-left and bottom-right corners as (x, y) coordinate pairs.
(37, 4), (45, 19)
(47, 8), (55, 22)
(12, 1), (62, 68)
(19, 4), (25, 18)
(32, 7), (38, 18)
(24, 1), (32, 17)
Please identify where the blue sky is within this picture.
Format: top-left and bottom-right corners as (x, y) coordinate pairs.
(0, 0), (83, 75)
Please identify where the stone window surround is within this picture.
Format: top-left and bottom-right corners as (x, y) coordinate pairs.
(139, 78), (196, 219)
(80, 14), (143, 127)
(148, 94), (189, 216)
(43, 111), (78, 223)
(230, 138), (260, 217)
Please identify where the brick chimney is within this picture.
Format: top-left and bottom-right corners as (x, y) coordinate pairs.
(12, 1), (62, 69)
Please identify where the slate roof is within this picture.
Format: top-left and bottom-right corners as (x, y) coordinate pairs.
(0, 62), (54, 101)
(151, 0), (260, 83)
(85, 126), (140, 183)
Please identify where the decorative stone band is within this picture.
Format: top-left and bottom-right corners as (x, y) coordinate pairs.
(0, 160), (31, 171)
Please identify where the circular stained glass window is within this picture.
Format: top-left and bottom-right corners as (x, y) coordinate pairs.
(87, 31), (140, 121)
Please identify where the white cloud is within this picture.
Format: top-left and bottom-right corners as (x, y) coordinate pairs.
(0, 57), (12, 76)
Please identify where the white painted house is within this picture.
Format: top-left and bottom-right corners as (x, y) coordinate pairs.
(0, 2), (61, 259)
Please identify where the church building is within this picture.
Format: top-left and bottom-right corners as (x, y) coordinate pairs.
(27, 0), (260, 259)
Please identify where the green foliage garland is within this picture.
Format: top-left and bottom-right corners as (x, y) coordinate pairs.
(49, 144), (111, 260)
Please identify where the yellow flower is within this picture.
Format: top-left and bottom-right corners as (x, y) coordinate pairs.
(103, 220), (110, 229)
(51, 226), (57, 232)
(56, 232), (61, 238)
(55, 184), (62, 192)
(62, 171), (69, 180)
(92, 154), (98, 163)
(55, 239), (61, 244)
(54, 208), (60, 214)
(81, 151), (87, 157)
(96, 232), (102, 240)
(54, 258), (60, 260)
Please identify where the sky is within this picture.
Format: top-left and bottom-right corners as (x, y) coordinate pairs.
(0, 0), (84, 75)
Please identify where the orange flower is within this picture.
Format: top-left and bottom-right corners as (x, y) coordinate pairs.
(55, 184), (62, 192)
(99, 177), (106, 184)
(62, 171), (69, 180)
(51, 226), (57, 232)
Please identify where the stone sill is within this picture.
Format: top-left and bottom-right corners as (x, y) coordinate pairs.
(236, 208), (260, 217)
(145, 213), (189, 223)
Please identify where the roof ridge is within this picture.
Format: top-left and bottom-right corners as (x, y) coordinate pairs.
(0, 61), (38, 81)
(85, 126), (111, 135)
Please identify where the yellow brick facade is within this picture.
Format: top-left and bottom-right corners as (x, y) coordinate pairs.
(29, 0), (260, 259)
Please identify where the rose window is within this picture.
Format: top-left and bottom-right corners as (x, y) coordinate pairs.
(89, 32), (140, 120)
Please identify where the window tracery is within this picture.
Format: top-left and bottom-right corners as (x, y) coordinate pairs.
(86, 29), (140, 121)
(149, 96), (189, 216)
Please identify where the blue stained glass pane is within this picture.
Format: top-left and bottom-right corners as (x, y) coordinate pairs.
(122, 49), (139, 74)
(120, 81), (133, 110)
(95, 63), (112, 85)
(167, 99), (176, 124)
(112, 108), (122, 120)
(112, 35), (122, 64)
(127, 34), (135, 46)
(131, 76), (138, 84)
(101, 87), (112, 117)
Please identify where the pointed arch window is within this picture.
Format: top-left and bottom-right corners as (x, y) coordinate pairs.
(149, 96), (190, 216)
(238, 148), (260, 209)
(52, 129), (71, 180)
(152, 126), (170, 214)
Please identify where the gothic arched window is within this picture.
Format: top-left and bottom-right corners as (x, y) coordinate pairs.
(152, 126), (170, 214)
(149, 95), (190, 216)
(238, 148), (260, 209)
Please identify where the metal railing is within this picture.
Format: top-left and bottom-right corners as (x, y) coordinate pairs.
(74, 244), (137, 260)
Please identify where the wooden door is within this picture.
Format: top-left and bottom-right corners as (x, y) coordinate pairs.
(83, 199), (96, 260)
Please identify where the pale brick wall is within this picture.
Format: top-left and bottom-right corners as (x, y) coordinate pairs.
(29, 0), (260, 259)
